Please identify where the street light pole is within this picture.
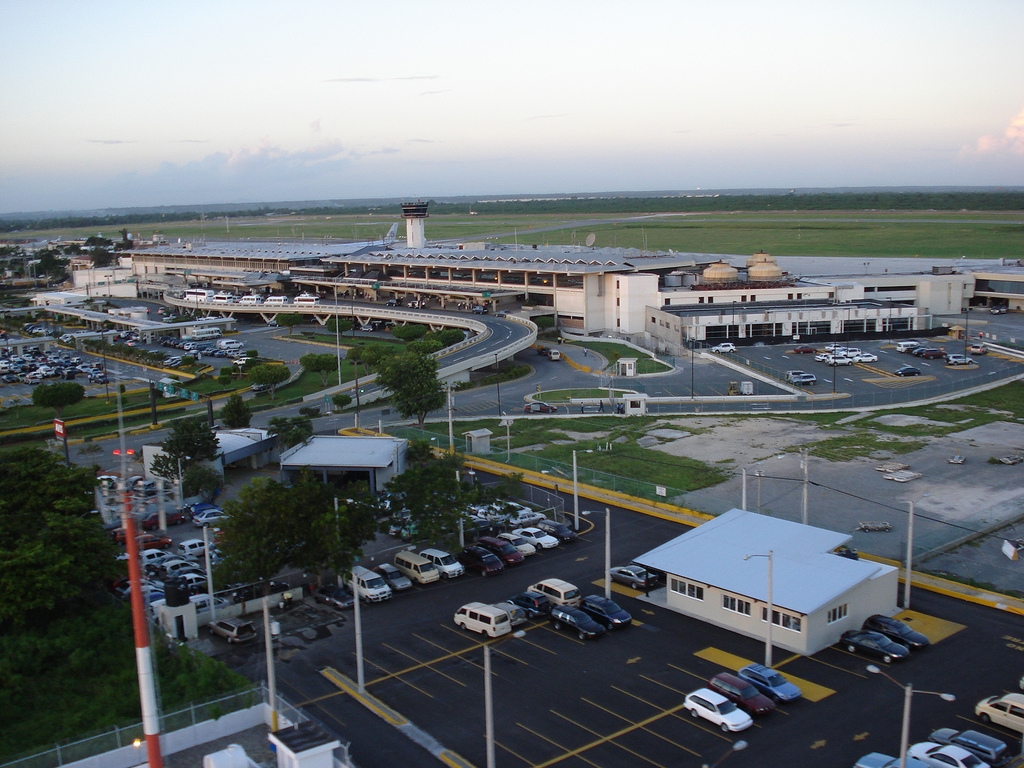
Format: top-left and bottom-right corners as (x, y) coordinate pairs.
(867, 665), (955, 768)
(494, 353), (501, 416)
(743, 550), (773, 667)
(905, 501), (914, 609)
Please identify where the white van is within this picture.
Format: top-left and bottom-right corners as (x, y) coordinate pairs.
(217, 339), (244, 351)
(351, 565), (392, 602)
(264, 295), (290, 306)
(394, 550), (440, 584)
(896, 341), (921, 353)
(419, 548), (465, 579)
(238, 295), (264, 306)
(177, 539), (206, 559)
(453, 602), (512, 637)
(527, 578), (582, 607)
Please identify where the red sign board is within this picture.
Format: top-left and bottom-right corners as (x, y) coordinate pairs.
(54, 419), (65, 439)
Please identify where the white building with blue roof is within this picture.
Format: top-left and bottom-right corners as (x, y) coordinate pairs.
(635, 508), (898, 656)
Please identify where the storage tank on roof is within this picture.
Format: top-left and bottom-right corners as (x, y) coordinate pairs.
(748, 261), (784, 282)
(702, 261), (739, 283)
(746, 251), (776, 269)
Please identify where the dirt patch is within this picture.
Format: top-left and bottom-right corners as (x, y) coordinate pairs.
(650, 417), (827, 465)
(872, 414), (949, 428)
(949, 421), (1024, 447)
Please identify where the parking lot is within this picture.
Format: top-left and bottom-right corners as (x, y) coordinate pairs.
(191, 505), (1024, 768)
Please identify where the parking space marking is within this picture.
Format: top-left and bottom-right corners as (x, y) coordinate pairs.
(640, 674), (689, 697)
(362, 653), (437, 699)
(557, 708), (667, 765)
(516, 722), (604, 768)
(545, 706), (676, 768)
(895, 610), (965, 643)
(381, 642), (468, 689)
(604, 688), (701, 757)
(694, 647), (836, 703)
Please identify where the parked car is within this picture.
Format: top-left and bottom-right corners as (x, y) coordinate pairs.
(862, 615), (930, 649)
(711, 343), (736, 353)
(419, 548), (466, 579)
(854, 753), (930, 768)
(535, 519), (579, 543)
(513, 527), (560, 550)
(968, 343), (987, 355)
(920, 348), (946, 359)
(945, 354), (974, 366)
(476, 536), (525, 566)
(492, 602), (528, 627)
(792, 345), (817, 354)
(136, 533), (173, 551)
(314, 584), (356, 610)
(141, 510), (189, 530)
(991, 306), (1008, 314)
(192, 507), (226, 527)
(608, 564), (658, 590)
(737, 663), (803, 702)
(549, 605), (606, 640)
(508, 591), (553, 618)
(523, 402), (558, 413)
(907, 742), (990, 768)
(502, 504), (546, 528)
(853, 352), (879, 363)
(457, 545), (505, 576)
(928, 728), (1008, 766)
(895, 365), (922, 377)
(684, 688), (753, 732)
(454, 602), (512, 637)
(579, 595), (632, 629)
(497, 532), (537, 557)
(839, 629), (910, 663)
(975, 693), (1024, 733)
(708, 672), (776, 716)
(209, 619), (258, 644)
(375, 563), (413, 591)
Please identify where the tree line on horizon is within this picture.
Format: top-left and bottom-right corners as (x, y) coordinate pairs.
(2, 191), (1022, 235)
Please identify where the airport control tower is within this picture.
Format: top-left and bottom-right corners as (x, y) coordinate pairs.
(401, 201), (429, 249)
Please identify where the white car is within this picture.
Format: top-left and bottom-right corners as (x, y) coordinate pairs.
(825, 354), (854, 366)
(907, 742), (989, 768)
(512, 527), (559, 550)
(853, 352), (878, 363)
(814, 352), (834, 362)
(711, 343), (736, 353)
(684, 688), (753, 732)
(498, 532), (537, 556)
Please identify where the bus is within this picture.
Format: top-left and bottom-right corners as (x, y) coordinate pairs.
(212, 292), (237, 305)
(293, 293), (321, 306)
(183, 288), (215, 303)
(184, 327), (223, 341)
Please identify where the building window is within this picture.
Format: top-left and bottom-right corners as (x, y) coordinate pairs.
(722, 595), (751, 615)
(762, 607), (803, 632)
(698, 297), (705, 304)
(616, 297), (620, 306)
(707, 296), (714, 304)
(616, 280), (620, 290)
(827, 604), (848, 624)
(670, 578), (705, 600)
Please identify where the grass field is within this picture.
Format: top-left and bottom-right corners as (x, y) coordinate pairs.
(12, 210), (1023, 260)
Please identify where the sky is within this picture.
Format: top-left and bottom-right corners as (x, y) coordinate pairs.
(1, 0), (1022, 214)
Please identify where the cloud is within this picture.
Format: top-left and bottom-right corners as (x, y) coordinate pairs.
(418, 90), (450, 97)
(87, 139), (136, 145)
(970, 107), (1024, 155)
(177, 139), (210, 144)
(310, 119), (321, 133)
(526, 114), (567, 121)
(828, 122), (859, 129)
(324, 75), (438, 83)
(407, 138), (438, 144)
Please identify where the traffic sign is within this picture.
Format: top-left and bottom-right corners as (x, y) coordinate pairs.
(54, 419), (65, 438)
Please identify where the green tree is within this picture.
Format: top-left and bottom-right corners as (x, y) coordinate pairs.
(391, 323), (429, 342)
(268, 415), (313, 449)
(350, 342), (396, 371)
(325, 317), (353, 335)
(183, 463), (221, 500)
(375, 351), (445, 427)
(31, 381), (85, 417)
(151, 416), (220, 481)
(35, 249), (69, 281)
(247, 363), (290, 398)
(300, 352), (337, 387)
(217, 473), (376, 592)
(0, 448), (118, 626)
(275, 313), (303, 335)
(385, 448), (472, 549)
(219, 393), (252, 428)
(331, 393), (352, 410)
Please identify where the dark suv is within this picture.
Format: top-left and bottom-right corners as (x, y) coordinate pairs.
(580, 595), (632, 629)
(550, 605), (606, 640)
(457, 546), (505, 576)
(536, 519), (579, 544)
(508, 591), (552, 618)
(708, 672), (776, 716)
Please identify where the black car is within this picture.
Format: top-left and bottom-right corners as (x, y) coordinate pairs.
(457, 545), (505, 576)
(508, 591), (552, 618)
(838, 630), (910, 663)
(550, 605), (606, 640)
(862, 615), (930, 649)
(314, 584), (355, 610)
(580, 595), (632, 629)
(894, 365), (921, 377)
(536, 519), (579, 544)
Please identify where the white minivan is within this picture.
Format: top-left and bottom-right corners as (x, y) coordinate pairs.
(350, 565), (392, 602)
(217, 339), (244, 351)
(419, 548), (465, 579)
(454, 602), (512, 637)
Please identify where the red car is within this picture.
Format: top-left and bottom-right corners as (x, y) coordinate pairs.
(792, 345), (817, 354)
(476, 536), (526, 566)
(137, 533), (173, 551)
(523, 402), (558, 413)
(141, 510), (189, 530)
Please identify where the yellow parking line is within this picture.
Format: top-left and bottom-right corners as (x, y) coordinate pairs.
(541, 706), (681, 768)
(693, 647), (835, 703)
(894, 610), (966, 643)
(516, 722), (604, 768)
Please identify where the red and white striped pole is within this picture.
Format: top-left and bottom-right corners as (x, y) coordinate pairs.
(116, 406), (164, 767)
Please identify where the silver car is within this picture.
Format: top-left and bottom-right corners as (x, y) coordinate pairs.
(375, 562), (412, 591)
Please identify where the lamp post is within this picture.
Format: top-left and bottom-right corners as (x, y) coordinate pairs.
(867, 665), (954, 768)
(499, 417), (513, 465)
(701, 740), (748, 768)
(494, 353), (502, 416)
(743, 550), (774, 667)
(483, 630), (527, 768)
